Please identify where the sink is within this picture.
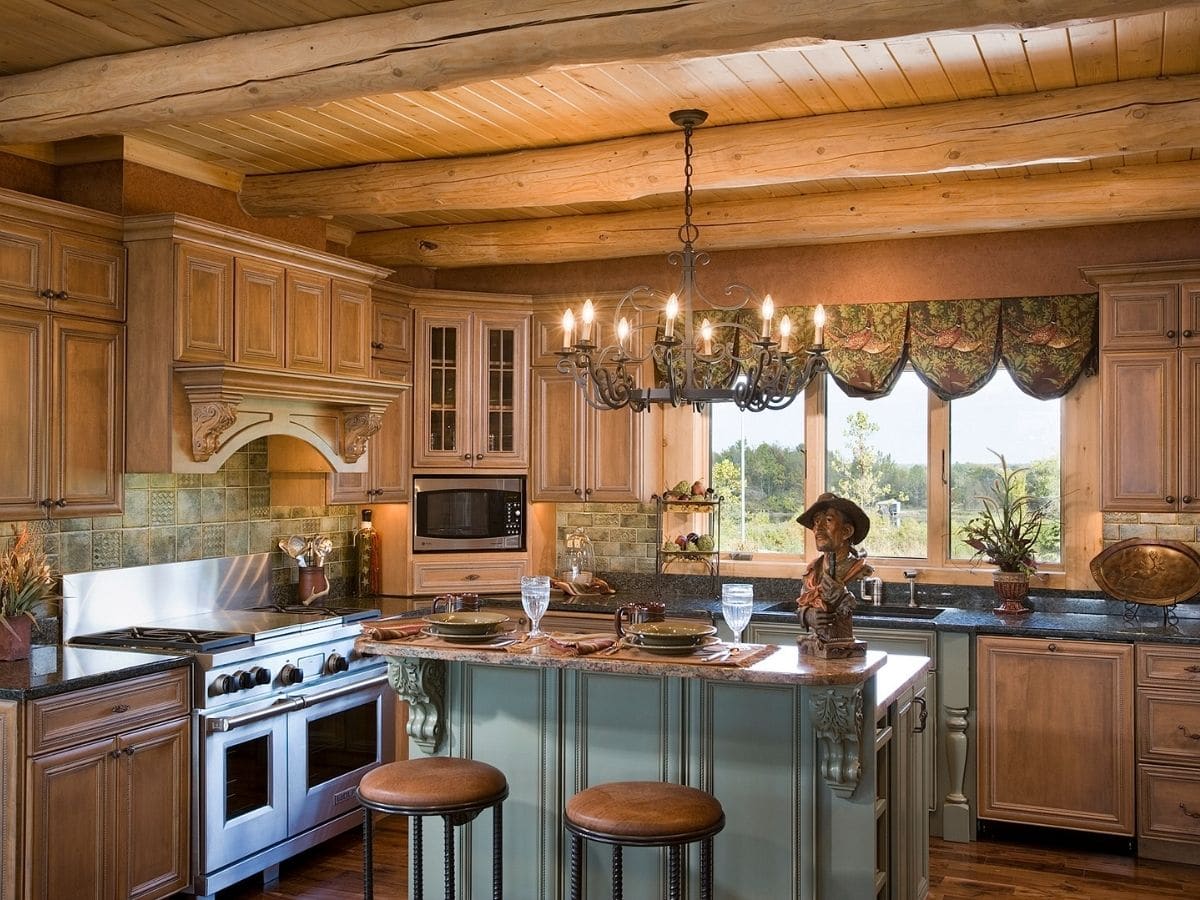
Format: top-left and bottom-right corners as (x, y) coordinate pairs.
(763, 600), (945, 620)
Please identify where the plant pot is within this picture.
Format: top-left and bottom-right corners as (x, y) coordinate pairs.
(992, 571), (1032, 615)
(0, 615), (32, 660)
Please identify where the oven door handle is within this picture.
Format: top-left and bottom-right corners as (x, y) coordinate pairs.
(300, 673), (388, 709)
(206, 697), (305, 733)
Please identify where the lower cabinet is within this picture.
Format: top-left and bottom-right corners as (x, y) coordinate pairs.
(976, 636), (1134, 835)
(22, 668), (191, 900)
(875, 682), (930, 900)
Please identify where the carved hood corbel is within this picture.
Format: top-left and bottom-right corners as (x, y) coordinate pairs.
(173, 364), (406, 473)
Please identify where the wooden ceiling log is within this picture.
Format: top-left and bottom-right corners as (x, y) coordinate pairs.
(239, 74), (1200, 217)
(0, 0), (1180, 145)
(346, 160), (1200, 267)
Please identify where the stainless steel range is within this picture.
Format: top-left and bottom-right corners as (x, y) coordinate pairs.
(63, 554), (395, 900)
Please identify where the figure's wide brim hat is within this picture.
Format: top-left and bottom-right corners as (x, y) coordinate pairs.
(796, 493), (871, 545)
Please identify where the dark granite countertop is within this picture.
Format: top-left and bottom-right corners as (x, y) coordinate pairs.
(0, 646), (190, 702)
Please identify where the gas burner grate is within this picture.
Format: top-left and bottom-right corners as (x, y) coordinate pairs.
(250, 604), (381, 622)
(74, 626), (252, 652)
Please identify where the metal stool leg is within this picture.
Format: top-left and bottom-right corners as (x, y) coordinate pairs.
(492, 801), (503, 900)
(668, 844), (681, 900)
(612, 844), (623, 900)
(413, 815), (424, 900)
(362, 810), (374, 900)
(444, 815), (456, 900)
(570, 834), (582, 900)
(700, 836), (713, 900)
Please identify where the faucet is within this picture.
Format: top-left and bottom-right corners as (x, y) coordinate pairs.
(903, 570), (919, 607)
(860, 577), (883, 606)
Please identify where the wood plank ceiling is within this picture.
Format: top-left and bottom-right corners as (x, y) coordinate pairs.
(0, 1), (1198, 268)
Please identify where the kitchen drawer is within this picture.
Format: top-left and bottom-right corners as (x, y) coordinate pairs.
(1138, 764), (1200, 845)
(411, 555), (529, 595)
(1138, 689), (1200, 765)
(1137, 644), (1200, 690)
(26, 666), (190, 755)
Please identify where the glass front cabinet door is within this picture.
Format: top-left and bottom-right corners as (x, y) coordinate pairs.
(414, 306), (529, 468)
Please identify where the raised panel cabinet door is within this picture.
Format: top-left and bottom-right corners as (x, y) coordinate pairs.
(587, 402), (644, 502)
(331, 278), (371, 377)
(1183, 282), (1200, 347)
(50, 232), (125, 322)
(25, 736), (115, 900)
(369, 360), (412, 501)
(116, 717), (191, 900)
(0, 308), (46, 518)
(234, 257), (286, 369)
(174, 243), (233, 362)
(372, 299), (412, 361)
(1183, 349), (1200, 511)
(285, 270), (331, 373)
(474, 313), (529, 468)
(1100, 283), (1180, 350)
(1101, 351), (1177, 511)
(413, 313), (468, 467)
(530, 369), (586, 501)
(0, 217), (50, 308)
(50, 317), (124, 516)
(977, 636), (1135, 835)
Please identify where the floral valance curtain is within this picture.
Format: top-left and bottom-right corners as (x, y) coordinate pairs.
(786, 293), (1098, 401)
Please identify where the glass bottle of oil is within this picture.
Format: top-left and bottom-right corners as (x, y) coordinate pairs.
(353, 508), (382, 596)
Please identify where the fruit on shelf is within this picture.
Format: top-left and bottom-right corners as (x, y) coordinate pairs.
(674, 534), (688, 549)
(690, 480), (705, 496)
(696, 534), (715, 551)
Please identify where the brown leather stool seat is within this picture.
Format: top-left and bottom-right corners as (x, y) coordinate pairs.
(565, 781), (725, 900)
(358, 757), (508, 900)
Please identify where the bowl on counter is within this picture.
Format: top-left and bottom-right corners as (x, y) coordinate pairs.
(623, 620), (718, 647)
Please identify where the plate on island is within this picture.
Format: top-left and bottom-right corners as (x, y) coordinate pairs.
(424, 611), (511, 635)
(421, 622), (518, 644)
(623, 621), (718, 647)
(628, 635), (721, 656)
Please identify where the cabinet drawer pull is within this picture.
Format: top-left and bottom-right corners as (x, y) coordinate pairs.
(465, 573), (479, 581)
(1181, 803), (1200, 819)
(1179, 724), (1200, 741)
(1167, 329), (1177, 338)
(913, 695), (928, 733)
(1047, 643), (1058, 652)
(1187, 665), (1200, 674)
(111, 704), (130, 713)
(1166, 495), (1176, 504)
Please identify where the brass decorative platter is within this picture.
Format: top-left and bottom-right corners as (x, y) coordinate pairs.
(1089, 538), (1200, 606)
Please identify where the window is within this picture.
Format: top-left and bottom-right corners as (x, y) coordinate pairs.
(710, 367), (1065, 576)
(948, 372), (1062, 565)
(825, 371), (928, 559)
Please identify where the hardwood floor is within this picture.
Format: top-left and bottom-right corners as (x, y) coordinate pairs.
(214, 821), (1200, 899)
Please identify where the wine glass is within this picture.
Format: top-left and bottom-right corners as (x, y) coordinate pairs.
(521, 575), (551, 637)
(721, 583), (754, 644)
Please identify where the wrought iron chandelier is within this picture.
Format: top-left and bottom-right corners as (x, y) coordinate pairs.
(556, 109), (829, 413)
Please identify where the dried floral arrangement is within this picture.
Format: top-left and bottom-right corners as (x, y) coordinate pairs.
(0, 525), (56, 636)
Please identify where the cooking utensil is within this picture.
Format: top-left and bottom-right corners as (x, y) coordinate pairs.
(280, 535), (308, 559)
(313, 536), (333, 567)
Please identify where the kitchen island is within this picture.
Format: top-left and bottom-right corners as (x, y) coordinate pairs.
(359, 633), (928, 900)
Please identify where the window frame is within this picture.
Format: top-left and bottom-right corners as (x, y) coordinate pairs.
(707, 368), (1102, 589)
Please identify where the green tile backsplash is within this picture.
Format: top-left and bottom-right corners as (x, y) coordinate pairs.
(9, 438), (360, 603)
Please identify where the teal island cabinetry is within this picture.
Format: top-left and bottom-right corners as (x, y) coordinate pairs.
(359, 637), (928, 899)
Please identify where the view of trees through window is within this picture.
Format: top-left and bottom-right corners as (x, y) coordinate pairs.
(710, 369), (1063, 565)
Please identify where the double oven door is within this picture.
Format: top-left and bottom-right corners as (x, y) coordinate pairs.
(199, 668), (394, 874)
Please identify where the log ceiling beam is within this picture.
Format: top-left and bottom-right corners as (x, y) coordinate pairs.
(0, 0), (1181, 145)
(346, 160), (1200, 268)
(240, 75), (1200, 217)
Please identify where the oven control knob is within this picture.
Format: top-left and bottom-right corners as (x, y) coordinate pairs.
(215, 674), (238, 695)
(280, 664), (304, 686)
(234, 670), (255, 691)
(325, 653), (350, 674)
(250, 666), (271, 686)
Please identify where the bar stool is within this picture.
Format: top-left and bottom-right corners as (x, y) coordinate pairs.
(357, 756), (508, 900)
(565, 781), (725, 900)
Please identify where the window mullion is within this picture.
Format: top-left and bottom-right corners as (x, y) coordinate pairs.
(928, 390), (951, 569)
(805, 375), (826, 562)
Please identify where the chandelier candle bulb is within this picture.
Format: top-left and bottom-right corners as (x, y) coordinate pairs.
(700, 318), (713, 356)
(562, 308), (575, 349)
(665, 293), (679, 339)
(581, 299), (595, 343)
(761, 294), (774, 338)
(813, 304), (826, 347)
(617, 316), (630, 352)
(779, 314), (793, 353)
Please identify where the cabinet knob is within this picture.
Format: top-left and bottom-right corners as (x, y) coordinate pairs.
(463, 453), (471, 460)
(1166, 495), (1176, 504)
(1184, 496), (1196, 504)
(1185, 330), (1195, 338)
(54, 498), (66, 508)
(123, 746), (135, 756)
(38, 288), (55, 299)
(54, 291), (68, 300)
(371, 341), (384, 350)
(1047, 643), (1058, 652)
(109, 749), (122, 759)
(574, 488), (582, 496)
(584, 488), (592, 496)
(476, 453), (484, 460)
(1167, 329), (1177, 338)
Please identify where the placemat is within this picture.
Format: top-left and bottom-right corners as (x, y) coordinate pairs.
(507, 633), (777, 668)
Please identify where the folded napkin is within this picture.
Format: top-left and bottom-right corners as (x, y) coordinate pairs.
(359, 621), (425, 641)
(547, 634), (617, 655)
(551, 576), (617, 597)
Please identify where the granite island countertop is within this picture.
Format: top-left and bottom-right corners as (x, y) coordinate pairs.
(0, 645), (190, 701)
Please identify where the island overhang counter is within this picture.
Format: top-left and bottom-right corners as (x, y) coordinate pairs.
(358, 635), (927, 900)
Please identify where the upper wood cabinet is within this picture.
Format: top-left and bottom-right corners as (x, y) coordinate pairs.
(234, 257), (285, 368)
(0, 307), (124, 520)
(0, 190), (125, 323)
(1085, 261), (1200, 512)
(412, 295), (530, 470)
(977, 635), (1134, 836)
(331, 278), (372, 377)
(370, 283), (414, 362)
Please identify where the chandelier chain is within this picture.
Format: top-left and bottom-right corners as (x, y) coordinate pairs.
(680, 121), (699, 246)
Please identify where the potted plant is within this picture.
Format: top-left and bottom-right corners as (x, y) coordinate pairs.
(960, 451), (1046, 615)
(0, 525), (56, 660)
